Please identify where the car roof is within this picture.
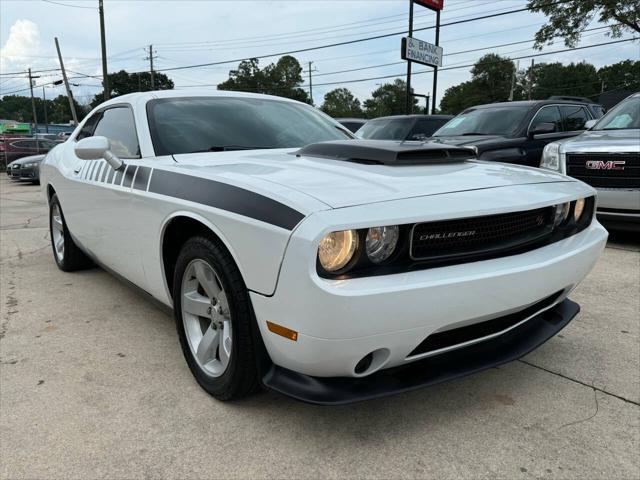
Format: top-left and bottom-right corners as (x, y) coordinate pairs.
(368, 114), (453, 121)
(469, 99), (597, 110)
(97, 89), (304, 108)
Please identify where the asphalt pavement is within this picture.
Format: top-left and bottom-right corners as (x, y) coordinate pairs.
(1, 176), (638, 479)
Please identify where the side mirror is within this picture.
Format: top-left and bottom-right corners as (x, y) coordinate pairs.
(74, 136), (123, 170)
(528, 122), (556, 138)
(584, 119), (597, 130)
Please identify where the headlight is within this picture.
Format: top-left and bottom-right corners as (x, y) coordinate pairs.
(318, 229), (358, 273)
(540, 142), (561, 171)
(365, 226), (399, 263)
(554, 202), (570, 226)
(23, 162), (37, 168)
(574, 198), (586, 221)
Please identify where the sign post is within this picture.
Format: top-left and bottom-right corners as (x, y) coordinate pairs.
(404, 0), (444, 114)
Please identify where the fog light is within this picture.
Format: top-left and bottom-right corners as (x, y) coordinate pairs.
(355, 352), (373, 374)
(574, 198), (586, 221)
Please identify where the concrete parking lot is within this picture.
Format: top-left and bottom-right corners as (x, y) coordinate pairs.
(1, 175), (638, 479)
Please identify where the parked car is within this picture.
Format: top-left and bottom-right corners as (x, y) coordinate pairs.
(355, 114), (453, 141)
(1, 136), (57, 163)
(336, 118), (367, 133)
(7, 154), (45, 184)
(430, 100), (600, 167)
(548, 96), (606, 118)
(41, 90), (606, 405)
(541, 92), (639, 232)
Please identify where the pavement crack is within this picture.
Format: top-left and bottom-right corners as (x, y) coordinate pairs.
(518, 359), (640, 406)
(559, 383), (599, 429)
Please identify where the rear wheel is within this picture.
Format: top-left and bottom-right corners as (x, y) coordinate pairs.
(173, 236), (260, 400)
(49, 193), (92, 271)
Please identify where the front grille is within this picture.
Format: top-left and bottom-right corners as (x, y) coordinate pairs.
(410, 207), (554, 261)
(408, 290), (564, 357)
(566, 153), (640, 189)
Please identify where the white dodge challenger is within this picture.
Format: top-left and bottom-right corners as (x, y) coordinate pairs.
(41, 90), (607, 404)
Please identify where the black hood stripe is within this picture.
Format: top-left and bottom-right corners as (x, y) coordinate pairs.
(148, 169), (304, 231)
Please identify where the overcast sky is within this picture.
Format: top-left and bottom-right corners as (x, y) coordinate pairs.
(1, 0), (639, 110)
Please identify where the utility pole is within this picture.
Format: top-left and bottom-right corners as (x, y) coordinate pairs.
(304, 61), (318, 104)
(145, 45), (156, 90)
(99, 0), (109, 100)
(28, 69), (40, 150)
(42, 86), (49, 133)
(405, 0), (414, 114)
(528, 58), (535, 100)
(508, 60), (519, 102)
(431, 8), (440, 114)
(54, 37), (79, 124)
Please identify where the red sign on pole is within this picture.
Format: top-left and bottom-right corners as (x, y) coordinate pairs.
(414, 0), (444, 10)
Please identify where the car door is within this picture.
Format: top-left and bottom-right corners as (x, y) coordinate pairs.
(524, 105), (567, 166)
(61, 105), (147, 287)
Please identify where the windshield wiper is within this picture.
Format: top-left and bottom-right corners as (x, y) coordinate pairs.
(460, 132), (491, 136)
(187, 145), (272, 153)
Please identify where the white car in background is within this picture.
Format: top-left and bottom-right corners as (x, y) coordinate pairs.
(541, 92), (640, 231)
(41, 90), (607, 405)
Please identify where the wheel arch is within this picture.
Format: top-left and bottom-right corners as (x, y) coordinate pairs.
(159, 212), (248, 302)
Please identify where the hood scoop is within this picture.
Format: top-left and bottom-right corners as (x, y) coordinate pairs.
(296, 140), (475, 165)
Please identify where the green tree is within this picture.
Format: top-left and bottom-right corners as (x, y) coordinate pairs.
(218, 55), (310, 103)
(438, 54), (519, 114)
(320, 88), (363, 118)
(532, 61), (600, 99)
(528, 0), (640, 48)
(90, 70), (174, 108)
(598, 60), (640, 92)
(363, 79), (417, 118)
(0, 94), (83, 124)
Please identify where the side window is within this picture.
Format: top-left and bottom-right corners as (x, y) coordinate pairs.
(76, 113), (101, 141)
(561, 105), (590, 131)
(530, 106), (563, 132)
(92, 107), (140, 158)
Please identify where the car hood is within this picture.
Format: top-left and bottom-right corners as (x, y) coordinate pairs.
(428, 135), (506, 147)
(559, 129), (640, 152)
(173, 147), (573, 209)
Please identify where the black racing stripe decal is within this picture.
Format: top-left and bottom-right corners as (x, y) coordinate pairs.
(88, 161), (98, 180)
(148, 170), (305, 231)
(84, 162), (93, 180)
(105, 165), (116, 184)
(94, 161), (104, 181)
(113, 165), (125, 185)
(133, 166), (150, 191)
(100, 163), (110, 183)
(122, 165), (137, 188)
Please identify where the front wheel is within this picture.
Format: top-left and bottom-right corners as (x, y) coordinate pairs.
(48, 193), (92, 271)
(173, 236), (260, 400)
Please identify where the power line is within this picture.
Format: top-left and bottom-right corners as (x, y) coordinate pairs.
(41, 0), (96, 9)
(307, 37), (639, 89)
(151, 0), (575, 74)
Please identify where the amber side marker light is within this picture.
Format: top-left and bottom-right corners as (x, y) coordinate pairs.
(266, 321), (298, 341)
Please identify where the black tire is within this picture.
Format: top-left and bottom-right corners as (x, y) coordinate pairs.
(173, 235), (260, 400)
(49, 193), (92, 272)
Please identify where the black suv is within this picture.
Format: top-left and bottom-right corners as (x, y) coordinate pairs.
(430, 100), (602, 167)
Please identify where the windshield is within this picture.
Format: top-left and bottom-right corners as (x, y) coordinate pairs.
(432, 106), (530, 137)
(592, 96), (640, 131)
(147, 96), (352, 155)
(355, 117), (415, 140)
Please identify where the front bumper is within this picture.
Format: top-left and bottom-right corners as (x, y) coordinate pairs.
(263, 298), (579, 405)
(596, 188), (640, 232)
(251, 219), (607, 378)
